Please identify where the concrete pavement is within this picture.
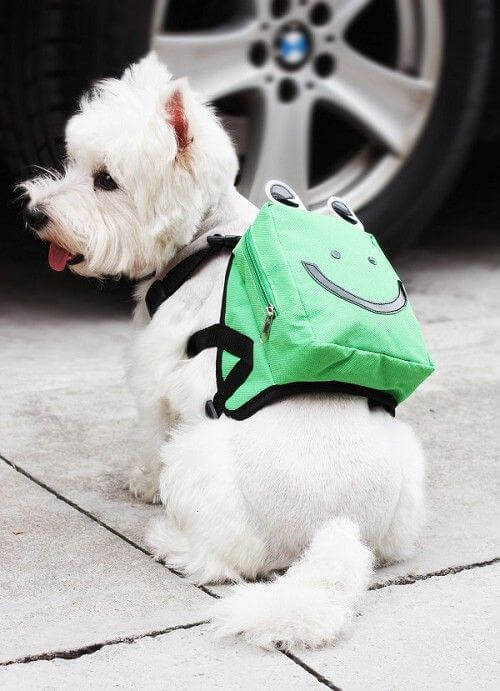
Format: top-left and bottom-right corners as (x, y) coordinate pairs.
(0, 219), (499, 688)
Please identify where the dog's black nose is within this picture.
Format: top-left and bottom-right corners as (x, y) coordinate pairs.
(24, 206), (49, 231)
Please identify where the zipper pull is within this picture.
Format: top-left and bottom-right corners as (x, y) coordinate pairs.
(261, 304), (275, 342)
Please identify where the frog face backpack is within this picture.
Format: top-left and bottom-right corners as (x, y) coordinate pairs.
(147, 181), (434, 420)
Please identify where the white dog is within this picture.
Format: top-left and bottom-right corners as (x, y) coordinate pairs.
(22, 53), (425, 650)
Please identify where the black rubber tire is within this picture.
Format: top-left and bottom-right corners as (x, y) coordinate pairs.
(0, 0), (494, 249)
(0, 0), (154, 179)
(359, 0), (494, 251)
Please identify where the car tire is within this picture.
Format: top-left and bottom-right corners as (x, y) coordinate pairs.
(0, 0), (154, 177)
(359, 0), (494, 250)
(0, 0), (494, 250)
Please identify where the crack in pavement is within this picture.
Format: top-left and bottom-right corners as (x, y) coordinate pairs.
(369, 557), (499, 590)
(0, 452), (218, 599)
(0, 621), (341, 691)
(283, 652), (343, 691)
(0, 621), (208, 667)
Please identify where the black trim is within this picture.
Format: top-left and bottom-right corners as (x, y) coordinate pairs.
(222, 381), (396, 420)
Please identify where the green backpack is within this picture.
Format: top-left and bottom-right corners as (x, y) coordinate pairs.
(146, 186), (434, 420)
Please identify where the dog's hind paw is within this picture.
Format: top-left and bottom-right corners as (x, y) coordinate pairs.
(127, 464), (161, 504)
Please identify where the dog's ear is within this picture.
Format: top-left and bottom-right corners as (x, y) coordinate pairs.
(129, 51), (172, 86)
(165, 84), (190, 156)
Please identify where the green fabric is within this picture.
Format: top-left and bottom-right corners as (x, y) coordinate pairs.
(221, 202), (434, 413)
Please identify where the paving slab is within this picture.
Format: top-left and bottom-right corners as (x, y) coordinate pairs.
(0, 462), (209, 664)
(377, 247), (500, 583)
(0, 279), (152, 547)
(1, 242), (498, 591)
(299, 562), (500, 691)
(0, 624), (319, 691)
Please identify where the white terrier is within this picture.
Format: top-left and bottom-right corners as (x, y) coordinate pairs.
(22, 53), (425, 650)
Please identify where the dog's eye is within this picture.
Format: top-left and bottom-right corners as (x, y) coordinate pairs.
(93, 170), (118, 191)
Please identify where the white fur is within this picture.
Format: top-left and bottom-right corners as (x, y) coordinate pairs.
(22, 53), (426, 651)
(209, 518), (373, 650)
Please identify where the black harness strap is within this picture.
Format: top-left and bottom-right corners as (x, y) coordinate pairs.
(145, 234), (240, 318)
(187, 324), (253, 419)
(145, 233), (251, 419)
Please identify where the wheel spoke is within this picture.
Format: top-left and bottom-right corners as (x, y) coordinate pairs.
(315, 43), (434, 156)
(333, 0), (373, 34)
(250, 0), (272, 22)
(153, 20), (262, 101)
(241, 90), (313, 206)
(308, 149), (372, 207)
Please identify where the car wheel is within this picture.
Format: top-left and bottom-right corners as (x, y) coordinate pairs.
(0, 0), (493, 249)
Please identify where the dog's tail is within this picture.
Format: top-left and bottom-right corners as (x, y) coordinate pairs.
(209, 517), (373, 650)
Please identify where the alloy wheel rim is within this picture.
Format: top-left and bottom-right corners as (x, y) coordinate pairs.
(152, 0), (443, 213)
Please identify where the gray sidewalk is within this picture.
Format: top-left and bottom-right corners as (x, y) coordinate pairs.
(1, 226), (499, 689)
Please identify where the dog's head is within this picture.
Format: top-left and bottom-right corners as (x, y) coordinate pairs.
(20, 53), (238, 279)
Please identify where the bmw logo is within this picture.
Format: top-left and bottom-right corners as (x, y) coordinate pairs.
(275, 21), (312, 71)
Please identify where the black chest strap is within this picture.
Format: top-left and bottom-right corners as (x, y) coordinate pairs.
(186, 323), (254, 419)
(145, 234), (240, 318)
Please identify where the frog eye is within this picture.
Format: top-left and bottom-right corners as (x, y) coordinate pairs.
(265, 180), (306, 210)
(327, 196), (364, 230)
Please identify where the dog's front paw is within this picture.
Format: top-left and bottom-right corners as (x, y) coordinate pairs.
(128, 465), (161, 504)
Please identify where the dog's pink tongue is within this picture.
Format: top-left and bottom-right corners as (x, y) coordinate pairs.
(48, 242), (71, 272)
